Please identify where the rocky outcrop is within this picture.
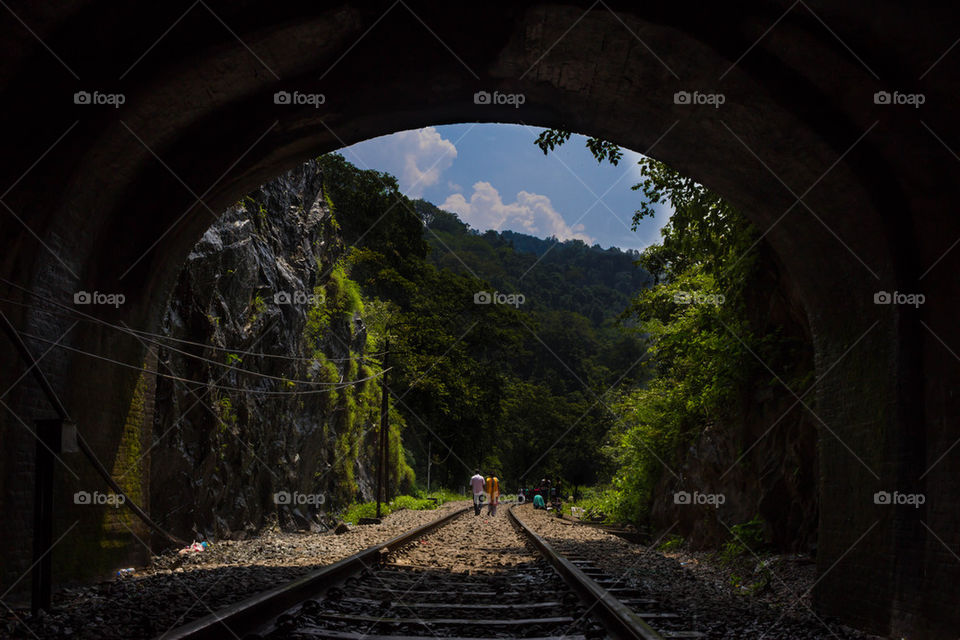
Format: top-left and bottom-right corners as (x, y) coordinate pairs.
(650, 249), (818, 552)
(151, 160), (386, 541)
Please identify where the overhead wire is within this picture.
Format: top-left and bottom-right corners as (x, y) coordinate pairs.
(0, 282), (387, 388)
(0, 277), (385, 364)
(19, 329), (391, 395)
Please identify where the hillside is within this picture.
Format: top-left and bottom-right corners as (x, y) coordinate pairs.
(416, 199), (651, 326)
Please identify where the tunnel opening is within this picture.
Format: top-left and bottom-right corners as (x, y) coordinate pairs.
(136, 122), (822, 560)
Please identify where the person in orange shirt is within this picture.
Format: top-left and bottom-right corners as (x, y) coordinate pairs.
(486, 476), (500, 516)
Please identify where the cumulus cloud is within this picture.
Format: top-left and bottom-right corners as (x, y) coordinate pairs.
(344, 127), (457, 197)
(400, 128), (457, 195)
(441, 181), (593, 243)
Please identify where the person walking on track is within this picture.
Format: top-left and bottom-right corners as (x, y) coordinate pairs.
(470, 469), (485, 516)
(487, 476), (500, 516)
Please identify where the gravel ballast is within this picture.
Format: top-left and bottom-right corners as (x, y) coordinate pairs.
(512, 505), (881, 640)
(4, 502), (886, 639)
(391, 504), (538, 573)
(2, 503), (464, 640)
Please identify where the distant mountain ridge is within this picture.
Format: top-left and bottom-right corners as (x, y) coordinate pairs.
(414, 199), (651, 326)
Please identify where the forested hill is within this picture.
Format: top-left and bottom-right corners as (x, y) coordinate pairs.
(414, 200), (651, 326)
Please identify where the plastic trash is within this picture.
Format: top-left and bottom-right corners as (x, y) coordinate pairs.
(116, 568), (135, 576)
(178, 541), (209, 555)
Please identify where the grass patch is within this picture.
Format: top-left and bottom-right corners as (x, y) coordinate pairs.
(657, 533), (684, 552)
(338, 488), (464, 524)
(341, 501), (390, 524)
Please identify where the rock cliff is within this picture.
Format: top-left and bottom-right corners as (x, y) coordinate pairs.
(151, 160), (388, 541)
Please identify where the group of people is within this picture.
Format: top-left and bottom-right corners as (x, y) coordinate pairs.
(518, 477), (562, 509)
(470, 472), (563, 514)
(469, 470), (500, 516)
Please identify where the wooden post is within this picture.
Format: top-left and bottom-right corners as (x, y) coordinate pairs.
(32, 418), (64, 615)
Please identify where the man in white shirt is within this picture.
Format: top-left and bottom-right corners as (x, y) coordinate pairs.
(470, 469), (485, 515)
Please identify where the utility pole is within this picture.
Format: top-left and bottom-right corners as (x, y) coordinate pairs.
(380, 336), (390, 503)
(426, 441), (431, 494)
(376, 339), (389, 518)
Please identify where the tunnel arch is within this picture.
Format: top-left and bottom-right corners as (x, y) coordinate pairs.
(2, 3), (959, 637)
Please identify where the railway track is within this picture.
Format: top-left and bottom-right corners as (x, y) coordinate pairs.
(158, 505), (701, 640)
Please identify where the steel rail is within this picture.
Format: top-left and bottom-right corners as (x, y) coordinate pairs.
(508, 505), (665, 640)
(157, 506), (469, 639)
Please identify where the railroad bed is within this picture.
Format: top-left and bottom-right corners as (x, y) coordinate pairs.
(266, 564), (596, 639)
(160, 506), (701, 640)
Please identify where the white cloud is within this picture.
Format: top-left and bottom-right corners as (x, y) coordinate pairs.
(343, 126), (457, 197)
(441, 181), (593, 243)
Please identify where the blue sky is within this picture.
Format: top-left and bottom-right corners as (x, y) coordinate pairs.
(338, 124), (671, 251)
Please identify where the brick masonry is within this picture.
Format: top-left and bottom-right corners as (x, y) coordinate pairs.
(0, 3), (958, 636)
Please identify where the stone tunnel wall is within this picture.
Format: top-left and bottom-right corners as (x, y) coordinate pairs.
(0, 2), (959, 637)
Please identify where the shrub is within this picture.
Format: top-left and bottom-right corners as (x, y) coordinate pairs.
(719, 514), (767, 563)
(657, 534), (684, 552)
